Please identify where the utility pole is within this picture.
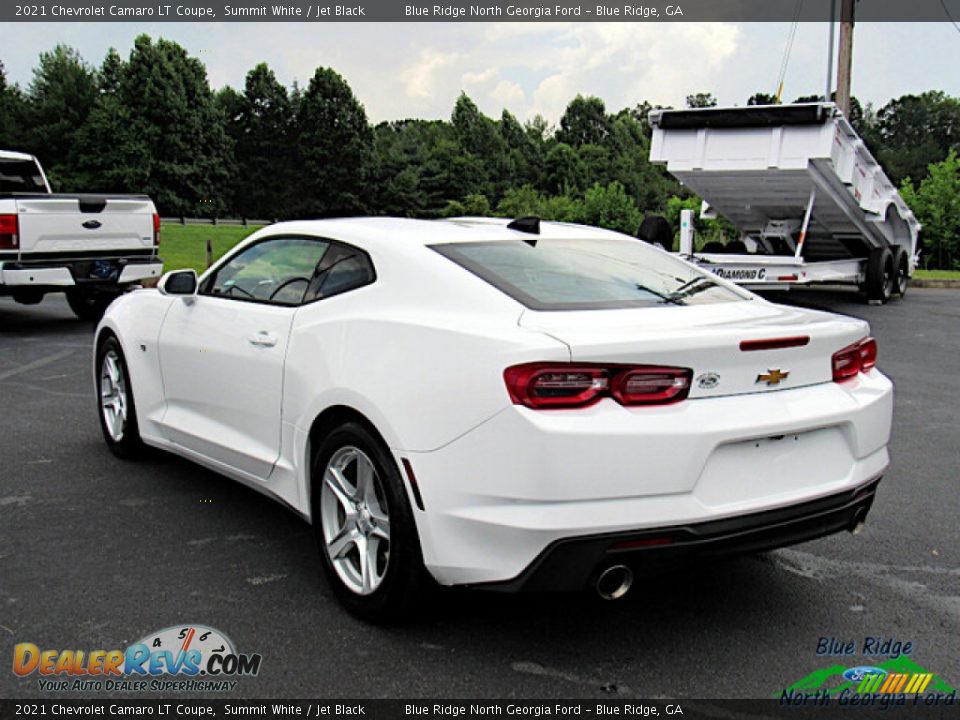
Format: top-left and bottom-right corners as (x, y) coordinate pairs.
(836, 0), (855, 116)
(825, 0), (836, 102)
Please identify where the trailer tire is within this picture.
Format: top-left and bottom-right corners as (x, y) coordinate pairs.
(865, 247), (895, 304)
(891, 246), (909, 298)
(637, 215), (674, 252)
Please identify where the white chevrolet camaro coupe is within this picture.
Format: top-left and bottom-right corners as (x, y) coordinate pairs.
(94, 217), (892, 621)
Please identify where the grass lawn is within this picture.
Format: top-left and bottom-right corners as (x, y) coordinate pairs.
(158, 223), (261, 273)
(914, 269), (960, 280)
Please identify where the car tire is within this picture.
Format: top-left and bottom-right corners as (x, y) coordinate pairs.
(66, 289), (114, 321)
(891, 245), (909, 298)
(95, 336), (145, 459)
(865, 247), (895, 304)
(311, 421), (430, 623)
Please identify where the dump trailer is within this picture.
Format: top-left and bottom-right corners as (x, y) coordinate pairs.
(648, 103), (920, 303)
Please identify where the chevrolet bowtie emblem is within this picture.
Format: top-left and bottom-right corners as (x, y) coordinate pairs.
(757, 368), (790, 386)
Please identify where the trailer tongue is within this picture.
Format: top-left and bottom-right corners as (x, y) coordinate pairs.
(648, 102), (920, 304)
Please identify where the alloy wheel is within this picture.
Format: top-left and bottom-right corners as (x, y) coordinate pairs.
(100, 350), (128, 442)
(320, 446), (391, 595)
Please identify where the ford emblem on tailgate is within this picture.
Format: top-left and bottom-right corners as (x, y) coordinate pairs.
(696, 372), (720, 390)
(82, 220), (102, 230)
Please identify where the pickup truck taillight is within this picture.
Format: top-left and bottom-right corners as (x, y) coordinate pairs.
(152, 213), (160, 247)
(832, 337), (878, 382)
(504, 363), (692, 409)
(0, 214), (18, 249)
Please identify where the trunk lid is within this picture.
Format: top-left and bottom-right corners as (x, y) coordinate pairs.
(519, 299), (869, 398)
(15, 195), (155, 255)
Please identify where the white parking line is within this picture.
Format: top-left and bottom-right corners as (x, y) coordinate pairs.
(0, 349), (75, 381)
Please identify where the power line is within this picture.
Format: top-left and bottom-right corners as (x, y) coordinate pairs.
(940, 0), (960, 33)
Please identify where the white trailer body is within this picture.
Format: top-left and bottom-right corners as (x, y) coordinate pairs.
(648, 103), (920, 303)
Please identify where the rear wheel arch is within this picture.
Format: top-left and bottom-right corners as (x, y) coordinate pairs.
(95, 326), (118, 353)
(306, 405), (396, 514)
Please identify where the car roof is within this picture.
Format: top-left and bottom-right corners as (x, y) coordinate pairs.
(0, 150), (38, 162)
(252, 216), (629, 250)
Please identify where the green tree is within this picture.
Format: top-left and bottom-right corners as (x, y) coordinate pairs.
(864, 91), (960, 186)
(83, 36), (234, 215)
(294, 66), (373, 217)
(72, 50), (150, 195)
(748, 92), (779, 105)
(685, 92), (718, 108)
(580, 181), (642, 234)
(544, 142), (586, 195)
(900, 150), (960, 270)
(225, 63), (295, 218)
(0, 60), (26, 148)
(557, 95), (613, 147)
(450, 93), (508, 198)
(23, 45), (97, 190)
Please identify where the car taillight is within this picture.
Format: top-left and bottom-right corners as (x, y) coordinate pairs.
(504, 363), (691, 409)
(611, 367), (692, 405)
(152, 213), (160, 247)
(0, 214), (19, 249)
(832, 337), (878, 382)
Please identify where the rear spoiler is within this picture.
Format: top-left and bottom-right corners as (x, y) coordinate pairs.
(650, 102), (835, 131)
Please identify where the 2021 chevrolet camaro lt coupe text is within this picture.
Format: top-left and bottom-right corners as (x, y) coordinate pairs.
(94, 217), (893, 620)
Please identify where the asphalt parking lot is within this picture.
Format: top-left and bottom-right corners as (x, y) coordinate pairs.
(1, 288), (958, 700)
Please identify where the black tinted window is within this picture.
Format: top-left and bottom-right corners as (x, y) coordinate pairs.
(304, 244), (375, 301)
(0, 160), (46, 193)
(432, 238), (747, 310)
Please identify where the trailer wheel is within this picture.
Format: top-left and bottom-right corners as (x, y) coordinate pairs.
(891, 246), (909, 298)
(865, 247), (895, 304)
(637, 215), (674, 252)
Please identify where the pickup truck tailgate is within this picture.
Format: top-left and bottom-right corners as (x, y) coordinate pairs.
(15, 196), (155, 255)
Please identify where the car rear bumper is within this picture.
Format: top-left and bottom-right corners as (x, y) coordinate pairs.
(403, 370), (893, 587)
(474, 477), (880, 592)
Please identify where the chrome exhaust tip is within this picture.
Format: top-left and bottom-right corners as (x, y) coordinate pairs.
(595, 564), (634, 600)
(849, 508), (867, 534)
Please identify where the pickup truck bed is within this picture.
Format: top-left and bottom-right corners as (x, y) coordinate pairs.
(0, 152), (163, 320)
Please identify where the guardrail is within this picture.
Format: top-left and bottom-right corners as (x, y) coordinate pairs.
(159, 217), (273, 226)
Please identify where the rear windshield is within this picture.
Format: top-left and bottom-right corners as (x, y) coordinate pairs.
(0, 159), (46, 193)
(432, 237), (748, 310)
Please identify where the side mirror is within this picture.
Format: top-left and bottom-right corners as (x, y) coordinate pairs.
(158, 269), (198, 297)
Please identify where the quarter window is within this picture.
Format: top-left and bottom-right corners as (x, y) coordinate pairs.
(304, 243), (375, 302)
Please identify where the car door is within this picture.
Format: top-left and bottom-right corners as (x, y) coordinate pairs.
(156, 236), (330, 479)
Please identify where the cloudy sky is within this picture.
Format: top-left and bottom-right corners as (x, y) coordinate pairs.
(3, 22), (960, 123)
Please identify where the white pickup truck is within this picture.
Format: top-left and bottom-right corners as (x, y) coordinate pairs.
(0, 150), (163, 320)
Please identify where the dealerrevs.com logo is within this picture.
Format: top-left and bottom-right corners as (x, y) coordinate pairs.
(13, 625), (262, 692)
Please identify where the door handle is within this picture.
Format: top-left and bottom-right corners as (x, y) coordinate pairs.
(248, 331), (278, 347)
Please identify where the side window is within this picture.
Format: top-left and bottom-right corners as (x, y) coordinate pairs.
(304, 243), (375, 302)
(204, 237), (329, 306)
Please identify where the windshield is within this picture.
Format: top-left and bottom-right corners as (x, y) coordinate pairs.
(0, 159), (47, 193)
(432, 237), (748, 310)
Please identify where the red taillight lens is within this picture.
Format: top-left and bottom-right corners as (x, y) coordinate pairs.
(152, 213), (160, 247)
(858, 338), (877, 372)
(504, 363), (691, 409)
(0, 214), (19, 249)
(832, 337), (877, 382)
(504, 363), (609, 409)
(611, 367), (691, 406)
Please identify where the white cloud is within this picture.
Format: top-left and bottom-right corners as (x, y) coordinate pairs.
(400, 47), (463, 100)
(3, 22), (958, 125)
(489, 79), (525, 108)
